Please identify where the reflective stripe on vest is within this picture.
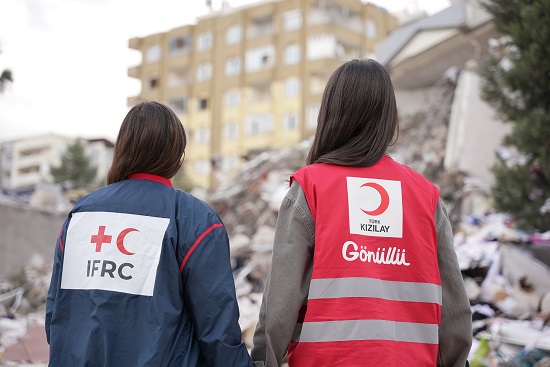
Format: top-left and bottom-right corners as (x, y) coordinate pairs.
(309, 277), (442, 304)
(295, 319), (439, 344)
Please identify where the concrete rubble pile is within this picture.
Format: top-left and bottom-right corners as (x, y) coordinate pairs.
(456, 213), (550, 366)
(201, 140), (312, 348)
(0, 256), (51, 366)
(390, 72), (486, 228)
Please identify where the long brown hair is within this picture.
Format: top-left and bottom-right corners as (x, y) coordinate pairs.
(307, 59), (398, 166)
(107, 101), (187, 184)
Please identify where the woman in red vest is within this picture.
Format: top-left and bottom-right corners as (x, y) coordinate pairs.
(251, 59), (472, 366)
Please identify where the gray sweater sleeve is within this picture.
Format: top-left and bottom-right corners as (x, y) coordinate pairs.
(435, 199), (473, 367)
(251, 184), (472, 367)
(251, 180), (315, 367)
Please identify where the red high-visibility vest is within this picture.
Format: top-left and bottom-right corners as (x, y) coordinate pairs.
(289, 155), (442, 367)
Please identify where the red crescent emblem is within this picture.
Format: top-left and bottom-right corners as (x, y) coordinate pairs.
(117, 228), (138, 255)
(360, 182), (390, 216)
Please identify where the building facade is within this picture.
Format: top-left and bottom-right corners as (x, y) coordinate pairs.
(0, 134), (113, 192)
(128, 0), (398, 188)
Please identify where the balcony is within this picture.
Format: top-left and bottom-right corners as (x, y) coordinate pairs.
(247, 15), (275, 39)
(335, 41), (360, 61)
(245, 45), (275, 74)
(128, 37), (142, 50)
(249, 82), (272, 104)
(167, 67), (191, 88)
(307, 34), (360, 62)
(128, 65), (141, 79)
(308, 8), (362, 33)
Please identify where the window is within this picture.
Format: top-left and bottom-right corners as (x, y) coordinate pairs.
(283, 113), (299, 131)
(195, 160), (211, 175)
(283, 9), (302, 31)
(198, 98), (208, 110)
(224, 122), (239, 140)
(284, 78), (301, 98)
(167, 67), (190, 88)
(221, 156), (239, 172)
(19, 147), (46, 157)
(168, 96), (188, 115)
(196, 63), (212, 82)
(249, 84), (271, 103)
(306, 104), (320, 128)
(225, 57), (242, 76)
(146, 45), (162, 62)
(246, 45), (275, 72)
(365, 20), (378, 39)
(169, 36), (191, 55)
(307, 34), (337, 60)
(245, 114), (272, 135)
(195, 127), (210, 144)
(225, 90), (240, 107)
(309, 75), (326, 95)
(197, 32), (213, 51)
(18, 165), (40, 175)
(248, 15), (274, 39)
(284, 44), (301, 65)
(148, 76), (159, 90)
(226, 25), (243, 45)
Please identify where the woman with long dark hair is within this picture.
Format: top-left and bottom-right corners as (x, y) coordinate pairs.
(252, 59), (471, 367)
(46, 101), (252, 367)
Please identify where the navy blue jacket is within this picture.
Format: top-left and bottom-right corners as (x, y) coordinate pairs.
(46, 174), (252, 367)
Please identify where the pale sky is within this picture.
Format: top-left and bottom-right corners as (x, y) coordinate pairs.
(0, 0), (450, 142)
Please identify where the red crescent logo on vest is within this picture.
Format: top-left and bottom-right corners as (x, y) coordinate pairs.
(360, 182), (390, 216)
(117, 228), (138, 255)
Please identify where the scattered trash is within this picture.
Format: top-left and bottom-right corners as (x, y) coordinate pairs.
(451, 209), (550, 366)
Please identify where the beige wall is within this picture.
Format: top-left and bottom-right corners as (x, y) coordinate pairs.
(444, 62), (511, 185)
(394, 87), (435, 117)
(391, 29), (459, 67)
(0, 204), (65, 277)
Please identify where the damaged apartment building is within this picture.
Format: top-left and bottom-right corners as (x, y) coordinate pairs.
(127, 0), (399, 188)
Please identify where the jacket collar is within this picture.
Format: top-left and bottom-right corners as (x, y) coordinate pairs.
(127, 173), (173, 187)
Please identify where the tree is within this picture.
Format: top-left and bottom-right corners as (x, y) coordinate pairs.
(51, 140), (97, 187)
(0, 69), (12, 92)
(0, 48), (13, 92)
(481, 0), (550, 230)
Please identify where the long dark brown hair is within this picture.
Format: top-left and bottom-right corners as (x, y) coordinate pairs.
(107, 101), (187, 184)
(307, 59), (398, 166)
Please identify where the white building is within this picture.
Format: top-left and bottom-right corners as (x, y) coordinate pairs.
(86, 138), (115, 185)
(0, 134), (113, 192)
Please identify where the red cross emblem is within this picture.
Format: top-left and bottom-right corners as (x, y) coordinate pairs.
(90, 226), (112, 252)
